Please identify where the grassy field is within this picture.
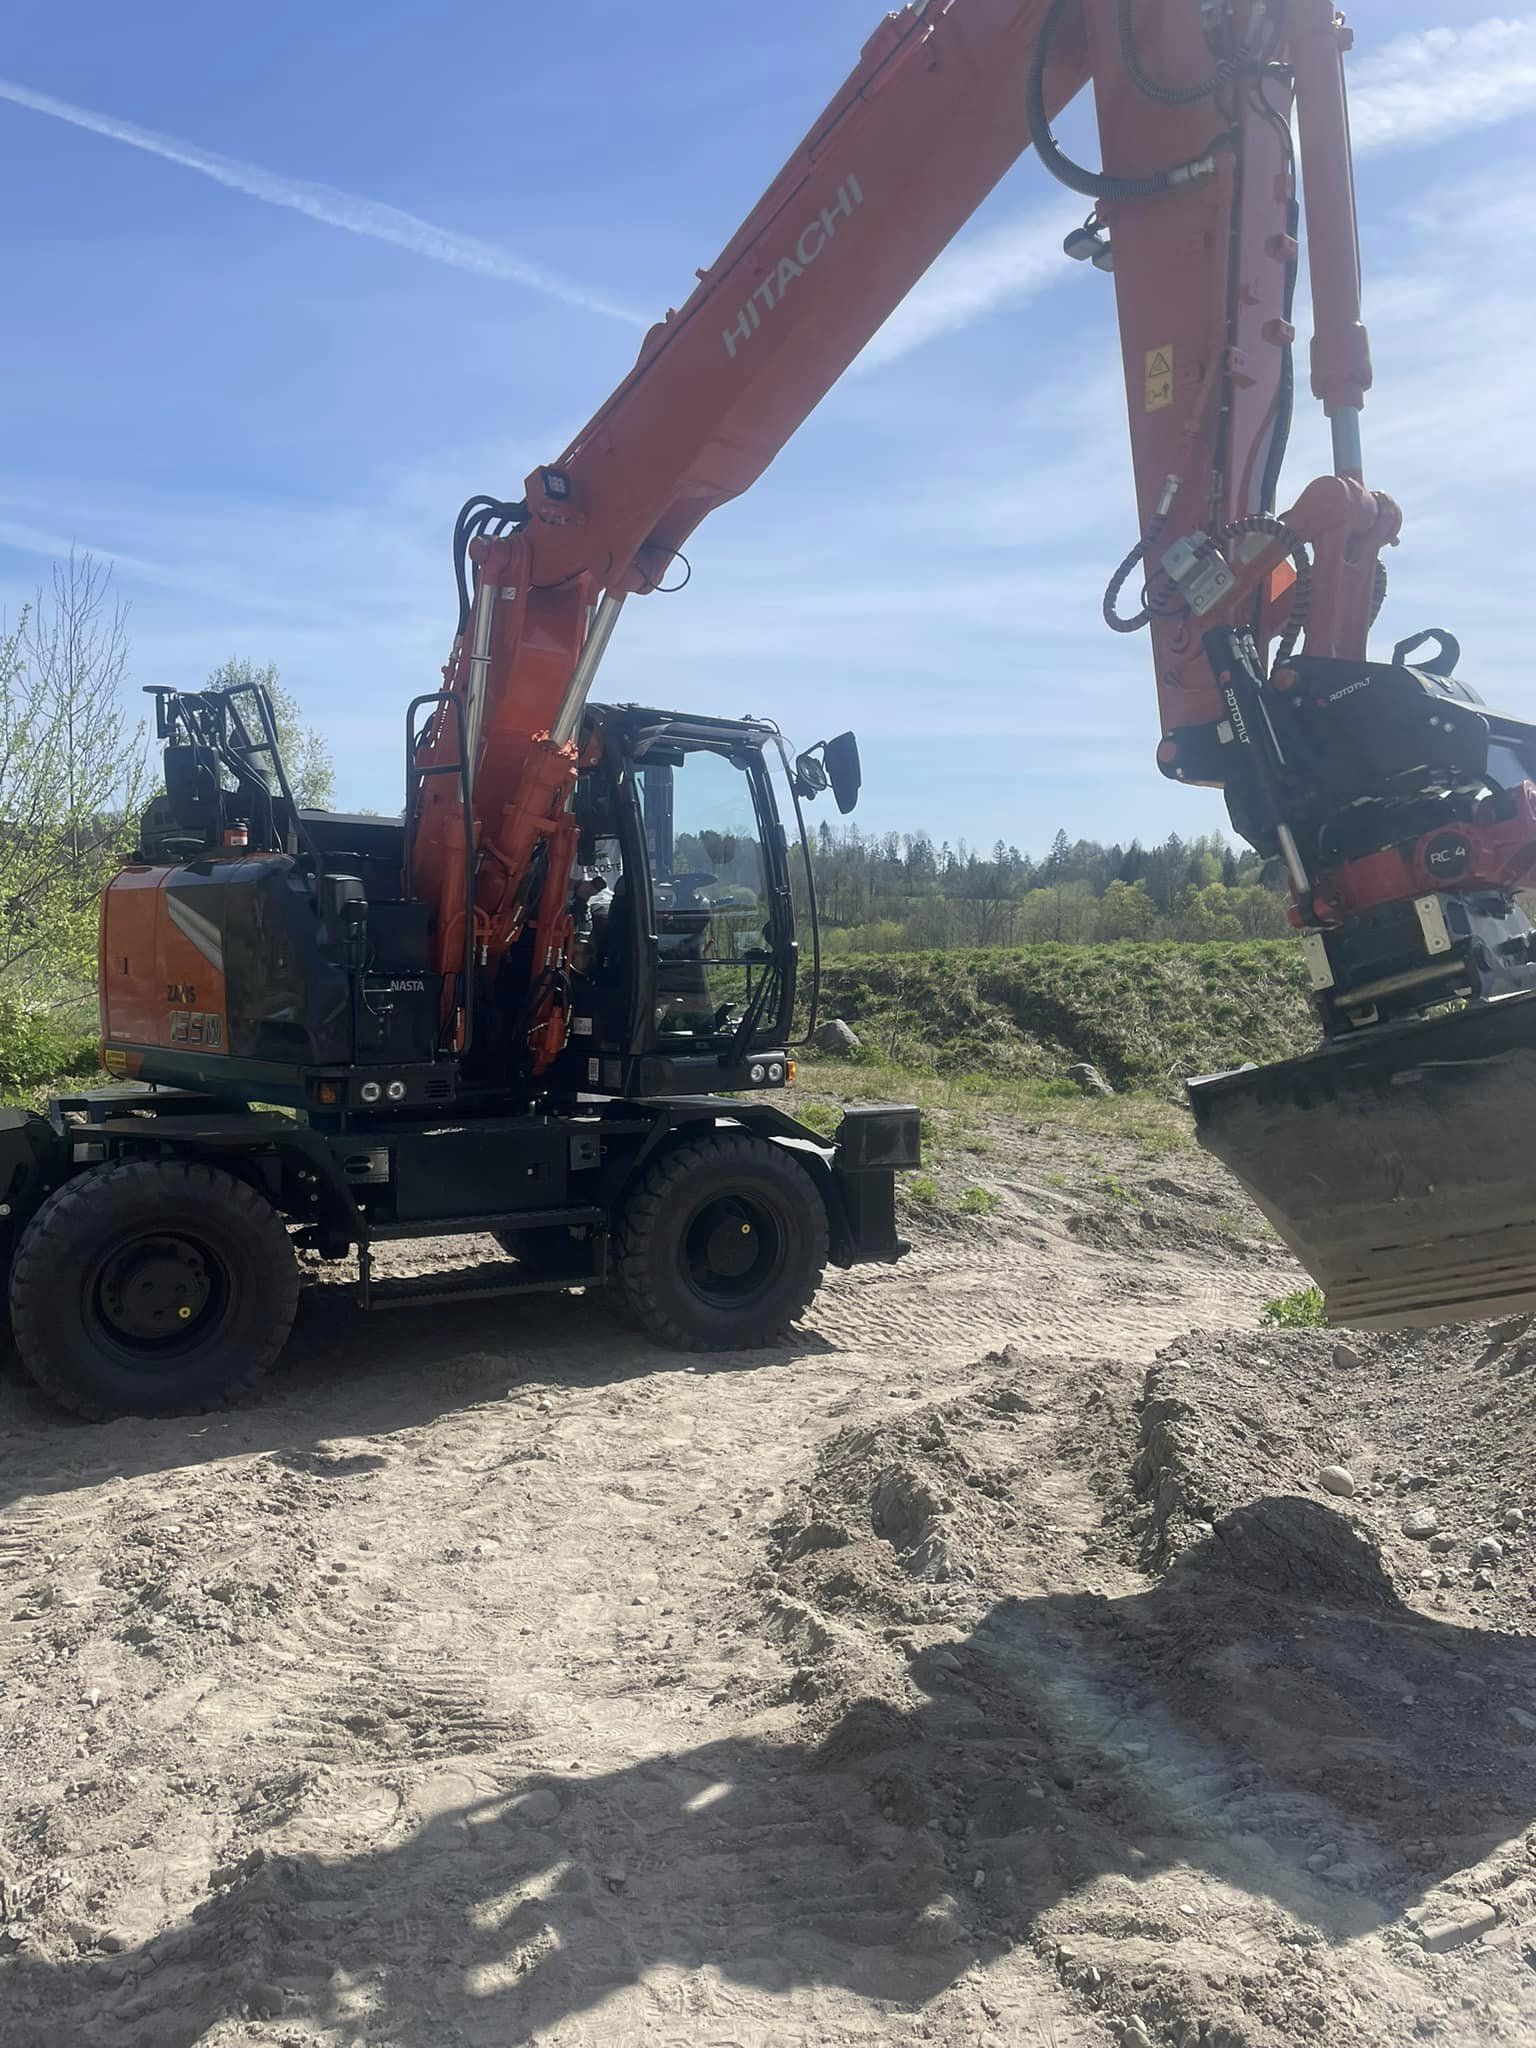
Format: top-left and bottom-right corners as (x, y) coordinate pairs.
(814, 940), (1315, 1092)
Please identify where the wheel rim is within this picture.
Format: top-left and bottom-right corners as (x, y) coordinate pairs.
(682, 1190), (788, 1308)
(87, 1229), (231, 1369)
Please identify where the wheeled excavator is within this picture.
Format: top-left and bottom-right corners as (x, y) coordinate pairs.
(3, 0), (1530, 1418)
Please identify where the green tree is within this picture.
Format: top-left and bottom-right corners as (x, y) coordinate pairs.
(1096, 877), (1163, 941)
(205, 657), (336, 811)
(1177, 882), (1243, 941)
(0, 552), (151, 998)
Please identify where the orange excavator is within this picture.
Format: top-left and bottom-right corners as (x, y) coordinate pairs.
(3, 0), (1529, 1418)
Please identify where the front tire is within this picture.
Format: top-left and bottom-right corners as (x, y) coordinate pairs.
(617, 1132), (828, 1349)
(10, 1160), (299, 1419)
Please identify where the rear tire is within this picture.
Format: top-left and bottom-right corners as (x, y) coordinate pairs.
(10, 1160), (299, 1420)
(617, 1132), (828, 1349)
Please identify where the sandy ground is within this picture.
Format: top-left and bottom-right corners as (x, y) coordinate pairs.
(2, 1105), (1533, 2047)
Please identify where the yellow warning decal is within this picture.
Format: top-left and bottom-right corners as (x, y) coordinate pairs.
(103, 1047), (127, 1075)
(1145, 345), (1174, 412)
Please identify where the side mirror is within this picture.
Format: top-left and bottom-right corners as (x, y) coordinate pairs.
(824, 731), (861, 815)
(792, 732), (861, 814)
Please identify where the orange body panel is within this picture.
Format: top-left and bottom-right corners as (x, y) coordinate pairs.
(100, 865), (229, 1060)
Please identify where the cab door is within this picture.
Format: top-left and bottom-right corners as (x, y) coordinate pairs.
(632, 738), (796, 1061)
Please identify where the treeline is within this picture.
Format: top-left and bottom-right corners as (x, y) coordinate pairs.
(809, 824), (1290, 953)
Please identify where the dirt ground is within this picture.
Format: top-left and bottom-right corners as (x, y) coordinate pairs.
(2, 1097), (1534, 2047)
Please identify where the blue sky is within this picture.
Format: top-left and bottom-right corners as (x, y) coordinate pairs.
(2, 4), (1533, 852)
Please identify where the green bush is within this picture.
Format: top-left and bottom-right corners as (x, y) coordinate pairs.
(792, 1101), (843, 1140)
(1261, 1286), (1327, 1328)
(958, 1186), (1000, 1217)
(905, 1173), (942, 1206)
(0, 998), (97, 1098)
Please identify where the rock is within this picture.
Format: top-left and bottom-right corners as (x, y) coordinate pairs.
(1319, 1465), (1356, 1498)
(243, 1983), (286, 2019)
(914, 1894), (967, 1951)
(1065, 1062), (1114, 1098)
(1331, 1341), (1363, 1370)
(1439, 1570), (1460, 1589)
(1418, 1570), (1436, 1589)
(1473, 1570), (1496, 1592)
(972, 1867), (986, 1891)
(1473, 1536), (1505, 1564)
(1415, 1901), (1498, 1953)
(1428, 1533), (1457, 1555)
(1403, 1508), (1440, 1541)
(1307, 1844), (1340, 1872)
(1404, 1472), (1432, 1492)
(98, 1930), (130, 1955)
(510, 1789), (562, 1826)
(812, 1018), (861, 1055)
(1503, 1508), (1525, 1532)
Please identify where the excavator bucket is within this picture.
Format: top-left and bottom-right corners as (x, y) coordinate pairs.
(1188, 991), (1536, 1329)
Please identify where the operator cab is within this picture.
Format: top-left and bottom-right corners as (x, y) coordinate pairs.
(551, 703), (860, 1097)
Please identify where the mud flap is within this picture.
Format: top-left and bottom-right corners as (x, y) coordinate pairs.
(1188, 990), (1536, 1329)
(0, 1108), (66, 1272)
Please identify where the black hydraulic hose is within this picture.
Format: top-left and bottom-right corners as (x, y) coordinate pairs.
(452, 494), (529, 637)
(452, 495), (498, 638)
(1211, 513), (1312, 662)
(1027, 0), (1230, 201)
(1117, 0), (1254, 104)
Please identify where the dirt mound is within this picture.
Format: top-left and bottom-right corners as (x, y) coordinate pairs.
(1113, 1324), (1536, 1624)
(758, 1334), (1536, 2047)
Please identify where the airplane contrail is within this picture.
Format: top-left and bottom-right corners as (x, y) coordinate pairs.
(0, 75), (645, 325)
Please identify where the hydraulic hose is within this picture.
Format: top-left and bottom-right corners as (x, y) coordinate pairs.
(1117, 0), (1254, 105)
(1027, 0), (1230, 201)
(452, 494), (528, 638)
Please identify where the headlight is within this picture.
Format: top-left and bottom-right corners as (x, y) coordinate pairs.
(359, 1081), (382, 1104)
(767, 1061), (784, 1082)
(750, 1063), (766, 1084)
(385, 1079), (407, 1102)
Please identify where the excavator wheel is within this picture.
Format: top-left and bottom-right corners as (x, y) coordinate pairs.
(617, 1131), (828, 1350)
(10, 1159), (299, 1420)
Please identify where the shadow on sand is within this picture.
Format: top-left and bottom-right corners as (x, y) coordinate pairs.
(5, 1499), (1534, 2044)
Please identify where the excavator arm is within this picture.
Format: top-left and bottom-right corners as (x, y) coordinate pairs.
(413, 0), (1398, 1028)
(412, 0), (1536, 1327)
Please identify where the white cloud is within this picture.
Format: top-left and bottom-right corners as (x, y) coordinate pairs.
(1350, 17), (1536, 154)
(856, 198), (1085, 370)
(0, 75), (644, 324)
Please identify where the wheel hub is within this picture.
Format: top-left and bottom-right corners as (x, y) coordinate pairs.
(98, 1236), (214, 1344)
(685, 1194), (785, 1304)
(704, 1206), (759, 1278)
